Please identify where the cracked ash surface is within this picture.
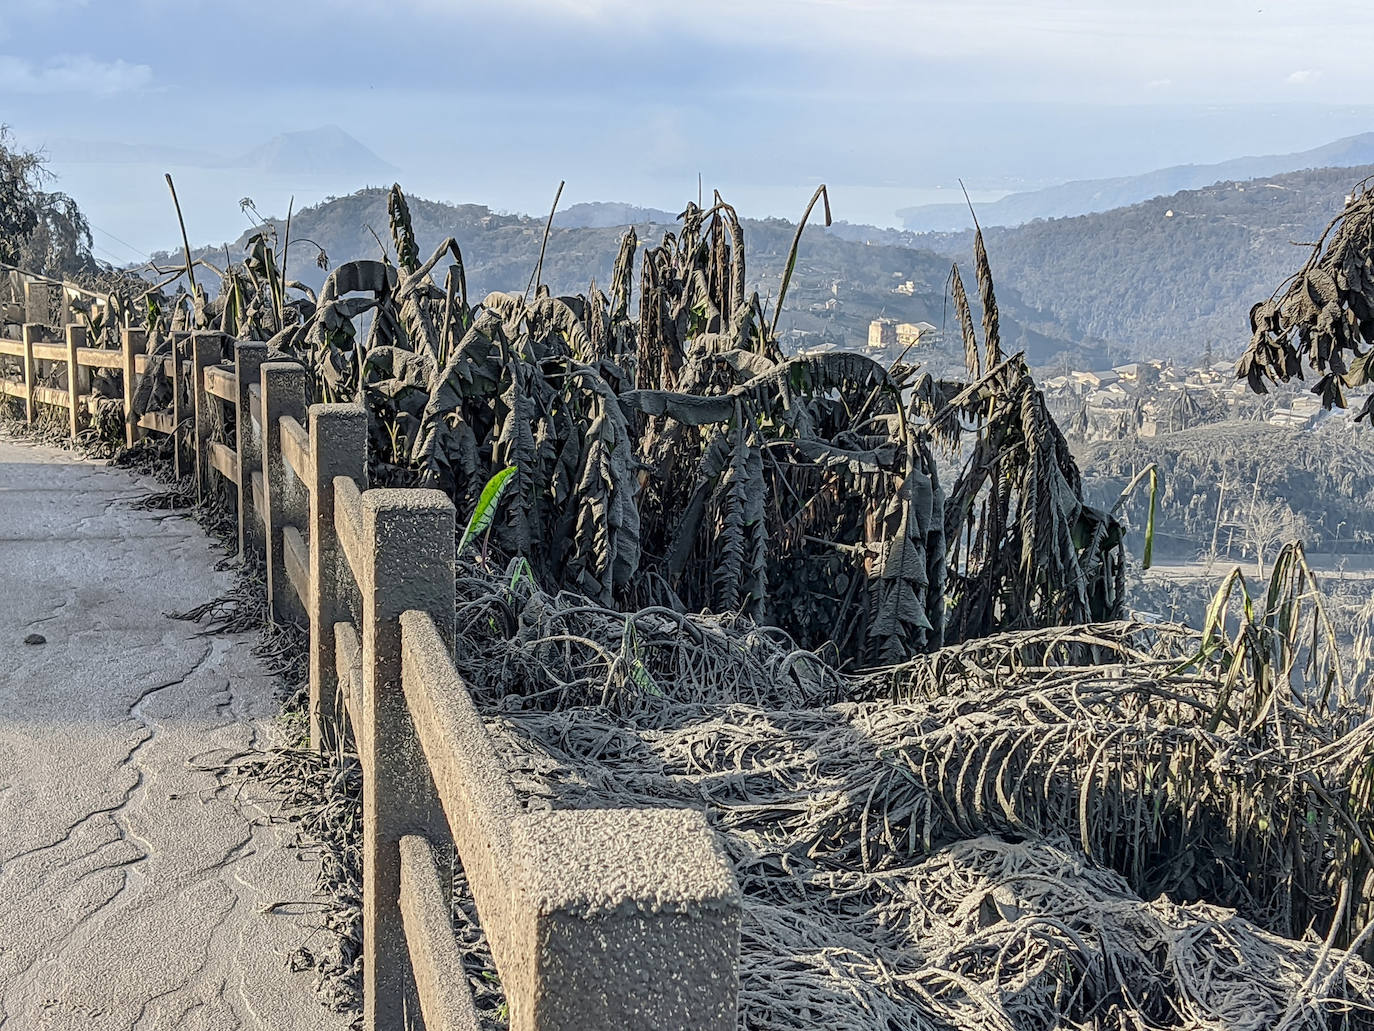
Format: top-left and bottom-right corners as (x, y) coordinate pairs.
(0, 431), (347, 1030)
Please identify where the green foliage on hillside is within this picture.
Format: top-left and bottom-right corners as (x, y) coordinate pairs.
(151, 187), (1089, 366)
(1076, 419), (1374, 553)
(919, 164), (1374, 360)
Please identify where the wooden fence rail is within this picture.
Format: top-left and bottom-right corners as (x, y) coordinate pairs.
(6, 313), (743, 1031)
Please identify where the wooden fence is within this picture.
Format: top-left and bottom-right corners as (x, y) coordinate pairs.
(3, 318), (743, 1030)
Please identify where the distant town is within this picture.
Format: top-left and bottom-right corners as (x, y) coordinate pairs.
(794, 315), (1369, 440)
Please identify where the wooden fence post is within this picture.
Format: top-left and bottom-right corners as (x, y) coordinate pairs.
(308, 404), (368, 750)
(20, 324), (36, 424)
(260, 361), (309, 624)
(357, 488), (455, 1031)
(121, 327), (146, 448)
(65, 324), (86, 442)
(234, 342), (268, 561)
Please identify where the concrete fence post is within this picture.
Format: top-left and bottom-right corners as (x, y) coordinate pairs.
(23, 280), (55, 327)
(190, 332), (221, 503)
(20, 324), (36, 424)
(508, 809), (742, 1031)
(260, 361), (309, 624)
(307, 404), (368, 750)
(58, 284), (72, 331)
(170, 334), (184, 480)
(121, 327), (147, 448)
(234, 342), (268, 560)
(358, 488), (455, 1031)
(65, 324), (86, 442)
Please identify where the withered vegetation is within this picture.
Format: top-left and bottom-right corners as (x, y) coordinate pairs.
(125, 184), (1133, 667)
(11, 177), (1374, 1030)
(1243, 175), (1374, 423)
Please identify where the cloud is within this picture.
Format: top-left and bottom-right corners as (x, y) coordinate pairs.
(296, 0), (1374, 107)
(1286, 69), (1320, 85)
(0, 54), (151, 95)
(0, 0), (93, 43)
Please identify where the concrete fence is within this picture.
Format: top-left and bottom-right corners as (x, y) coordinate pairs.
(6, 315), (744, 1031)
(0, 319), (182, 454)
(0, 280), (171, 454)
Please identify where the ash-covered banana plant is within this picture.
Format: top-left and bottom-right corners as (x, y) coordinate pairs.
(139, 183), (1128, 666)
(1243, 174), (1374, 422)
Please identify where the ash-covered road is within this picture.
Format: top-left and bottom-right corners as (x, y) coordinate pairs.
(0, 432), (345, 1030)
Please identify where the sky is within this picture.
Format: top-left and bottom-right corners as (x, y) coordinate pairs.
(5, 0), (1374, 259)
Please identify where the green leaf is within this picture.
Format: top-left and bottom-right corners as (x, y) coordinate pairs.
(460, 465), (517, 554)
(629, 659), (662, 698)
(508, 556), (535, 591)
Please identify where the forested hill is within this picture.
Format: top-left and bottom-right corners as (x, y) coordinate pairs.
(154, 163), (1374, 370)
(914, 163), (1374, 363)
(154, 188), (1093, 367)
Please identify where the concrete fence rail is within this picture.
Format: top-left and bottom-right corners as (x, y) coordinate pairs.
(0, 277), (188, 468)
(4, 310), (743, 1031)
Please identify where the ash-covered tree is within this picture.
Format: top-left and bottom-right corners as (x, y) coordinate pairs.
(1226, 495), (1307, 578)
(1242, 173), (1374, 422)
(0, 125), (96, 278)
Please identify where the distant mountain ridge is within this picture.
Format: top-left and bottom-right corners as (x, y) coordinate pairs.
(152, 186), (1093, 368)
(142, 151), (1374, 370)
(44, 138), (221, 166)
(914, 162), (1374, 360)
(222, 125), (398, 177)
(44, 125), (397, 178)
(898, 132), (1374, 231)
(553, 201), (678, 228)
